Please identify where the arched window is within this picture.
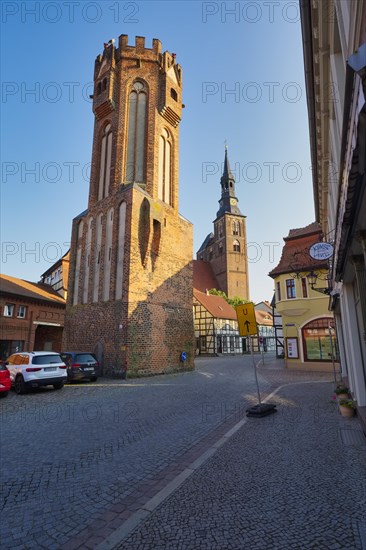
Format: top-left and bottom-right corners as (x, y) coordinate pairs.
(98, 123), (112, 201)
(103, 208), (114, 301)
(158, 128), (172, 204)
(233, 240), (240, 252)
(171, 88), (177, 101)
(97, 82), (102, 96)
(302, 318), (337, 362)
(83, 217), (93, 304)
(232, 221), (240, 236)
(126, 81), (147, 183)
(93, 213), (103, 302)
(73, 220), (84, 305)
(102, 78), (107, 91)
(115, 202), (126, 300)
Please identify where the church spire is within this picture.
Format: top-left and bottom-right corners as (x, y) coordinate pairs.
(216, 146), (242, 218)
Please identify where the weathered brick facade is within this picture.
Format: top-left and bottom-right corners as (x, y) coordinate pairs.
(0, 276), (65, 360)
(64, 35), (194, 377)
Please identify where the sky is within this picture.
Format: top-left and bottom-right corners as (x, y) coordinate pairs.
(1, 0), (315, 304)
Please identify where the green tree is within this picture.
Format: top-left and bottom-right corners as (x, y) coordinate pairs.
(208, 289), (253, 308)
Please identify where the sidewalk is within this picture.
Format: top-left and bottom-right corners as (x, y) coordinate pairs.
(97, 363), (366, 550)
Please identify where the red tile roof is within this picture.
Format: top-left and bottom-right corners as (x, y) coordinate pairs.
(255, 310), (273, 326)
(193, 260), (220, 293)
(0, 274), (66, 304)
(269, 223), (329, 277)
(193, 289), (237, 320)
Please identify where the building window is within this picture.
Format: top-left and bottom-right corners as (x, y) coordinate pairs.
(276, 281), (281, 302)
(17, 306), (27, 319)
(4, 304), (15, 317)
(170, 88), (177, 101)
(158, 128), (172, 205)
(302, 318), (337, 362)
(98, 123), (113, 201)
(286, 279), (296, 299)
(222, 336), (228, 352)
(232, 221), (240, 236)
(233, 240), (240, 253)
(126, 80), (147, 183)
(219, 244), (223, 255)
(301, 278), (308, 298)
(208, 248), (213, 261)
(230, 336), (235, 351)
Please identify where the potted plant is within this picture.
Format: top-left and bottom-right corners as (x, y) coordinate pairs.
(335, 385), (349, 399)
(338, 398), (356, 418)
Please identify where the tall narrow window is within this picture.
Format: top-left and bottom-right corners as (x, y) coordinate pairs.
(115, 202), (126, 300)
(158, 128), (172, 204)
(232, 221), (240, 235)
(83, 217), (93, 304)
(98, 123), (112, 201)
(126, 81), (147, 183)
(73, 220), (84, 305)
(103, 208), (114, 301)
(276, 281), (281, 302)
(286, 279), (296, 299)
(233, 240), (240, 252)
(93, 214), (103, 302)
(301, 278), (308, 298)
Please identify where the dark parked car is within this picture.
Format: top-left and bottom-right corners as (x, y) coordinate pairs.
(0, 363), (11, 397)
(60, 352), (99, 382)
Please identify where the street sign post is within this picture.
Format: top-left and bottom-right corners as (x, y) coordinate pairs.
(235, 303), (277, 418)
(236, 303), (258, 336)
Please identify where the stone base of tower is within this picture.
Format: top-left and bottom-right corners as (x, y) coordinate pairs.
(64, 184), (195, 378)
(63, 295), (195, 378)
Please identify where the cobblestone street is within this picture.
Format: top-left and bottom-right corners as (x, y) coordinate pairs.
(1, 356), (365, 549)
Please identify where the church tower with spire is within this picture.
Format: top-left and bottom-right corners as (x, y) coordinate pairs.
(197, 148), (249, 300)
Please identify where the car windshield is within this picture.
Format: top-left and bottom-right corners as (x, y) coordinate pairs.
(76, 354), (97, 363)
(32, 355), (63, 365)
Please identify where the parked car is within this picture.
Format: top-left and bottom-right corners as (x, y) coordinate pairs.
(0, 363), (11, 397)
(5, 352), (67, 394)
(60, 352), (99, 382)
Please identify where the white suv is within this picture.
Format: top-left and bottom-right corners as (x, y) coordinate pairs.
(6, 352), (67, 394)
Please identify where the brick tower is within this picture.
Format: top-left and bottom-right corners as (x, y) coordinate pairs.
(64, 35), (194, 377)
(197, 148), (249, 300)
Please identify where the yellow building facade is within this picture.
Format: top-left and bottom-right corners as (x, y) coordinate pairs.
(270, 223), (338, 372)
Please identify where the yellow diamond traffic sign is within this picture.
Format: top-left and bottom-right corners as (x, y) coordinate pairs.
(236, 303), (258, 336)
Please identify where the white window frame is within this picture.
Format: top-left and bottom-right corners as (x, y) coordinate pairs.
(17, 305), (27, 319)
(4, 304), (15, 317)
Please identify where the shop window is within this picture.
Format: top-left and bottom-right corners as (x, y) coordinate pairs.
(302, 318), (337, 362)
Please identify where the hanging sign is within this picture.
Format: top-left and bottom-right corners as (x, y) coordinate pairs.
(309, 242), (333, 261)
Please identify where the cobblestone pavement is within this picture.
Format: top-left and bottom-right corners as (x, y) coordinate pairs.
(115, 375), (366, 550)
(1, 356), (353, 549)
(1, 355), (273, 549)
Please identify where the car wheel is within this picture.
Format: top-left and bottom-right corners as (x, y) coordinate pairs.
(15, 376), (27, 395)
(90, 377), (98, 382)
(53, 382), (64, 390)
(0, 391), (8, 398)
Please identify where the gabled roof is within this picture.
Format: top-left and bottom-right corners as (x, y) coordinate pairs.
(193, 289), (237, 320)
(0, 274), (66, 305)
(193, 260), (219, 293)
(255, 310), (273, 326)
(286, 222), (322, 240)
(269, 222), (328, 277)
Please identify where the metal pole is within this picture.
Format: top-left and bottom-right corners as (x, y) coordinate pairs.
(250, 336), (262, 405)
(328, 324), (337, 385)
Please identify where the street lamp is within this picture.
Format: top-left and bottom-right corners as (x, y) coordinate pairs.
(307, 271), (332, 295)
